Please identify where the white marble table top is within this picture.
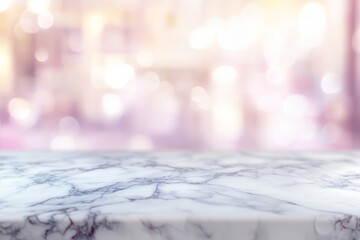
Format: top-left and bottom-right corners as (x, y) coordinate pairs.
(0, 151), (359, 240)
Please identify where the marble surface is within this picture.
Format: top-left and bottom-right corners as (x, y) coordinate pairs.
(0, 151), (360, 240)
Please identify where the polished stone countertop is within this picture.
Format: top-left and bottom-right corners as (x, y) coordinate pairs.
(0, 151), (359, 240)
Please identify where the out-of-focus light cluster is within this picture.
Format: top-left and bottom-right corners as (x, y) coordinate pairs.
(298, 1), (327, 47)
(104, 59), (135, 89)
(321, 73), (343, 94)
(0, 0), (354, 150)
(8, 98), (37, 128)
(37, 11), (54, 29)
(102, 93), (124, 119)
(212, 65), (238, 85)
(0, 0), (12, 12)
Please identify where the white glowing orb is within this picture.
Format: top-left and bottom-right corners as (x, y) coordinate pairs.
(218, 3), (264, 50)
(212, 103), (242, 139)
(85, 14), (104, 35)
(20, 11), (39, 34)
(27, 0), (50, 14)
(298, 1), (326, 47)
(189, 26), (215, 50)
(58, 116), (80, 133)
(101, 93), (124, 119)
(283, 94), (309, 117)
(38, 11), (54, 29)
(321, 73), (342, 94)
(189, 18), (223, 50)
(35, 48), (49, 62)
(105, 60), (135, 89)
(211, 65), (237, 84)
(136, 51), (153, 68)
(8, 98), (37, 128)
(0, 0), (12, 12)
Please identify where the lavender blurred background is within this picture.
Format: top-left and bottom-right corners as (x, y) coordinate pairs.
(0, 0), (358, 150)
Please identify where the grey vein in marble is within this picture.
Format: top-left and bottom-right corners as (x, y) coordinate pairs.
(0, 151), (360, 240)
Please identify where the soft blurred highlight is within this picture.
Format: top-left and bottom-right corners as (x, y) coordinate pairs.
(0, 0), (357, 150)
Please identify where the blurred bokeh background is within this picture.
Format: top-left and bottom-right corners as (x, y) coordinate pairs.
(0, 0), (358, 150)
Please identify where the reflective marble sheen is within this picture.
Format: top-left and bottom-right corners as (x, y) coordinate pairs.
(0, 151), (359, 239)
